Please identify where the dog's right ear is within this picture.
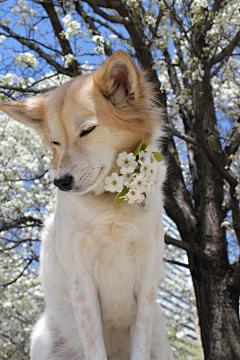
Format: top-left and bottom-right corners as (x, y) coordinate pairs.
(0, 95), (48, 133)
(94, 50), (141, 109)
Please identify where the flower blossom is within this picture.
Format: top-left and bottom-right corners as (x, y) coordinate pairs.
(117, 152), (137, 168)
(105, 172), (124, 193)
(104, 140), (164, 205)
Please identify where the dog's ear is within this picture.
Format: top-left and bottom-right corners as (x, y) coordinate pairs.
(95, 50), (141, 108)
(0, 94), (48, 133)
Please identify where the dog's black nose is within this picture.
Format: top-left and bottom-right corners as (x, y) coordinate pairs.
(54, 174), (74, 191)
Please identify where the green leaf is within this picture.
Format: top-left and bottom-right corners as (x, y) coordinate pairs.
(152, 151), (165, 162)
(133, 139), (147, 156)
(115, 185), (128, 204)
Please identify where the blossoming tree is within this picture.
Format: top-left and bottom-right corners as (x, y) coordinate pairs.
(0, 0), (240, 359)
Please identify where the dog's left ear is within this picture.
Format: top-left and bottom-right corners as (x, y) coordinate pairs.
(0, 94), (48, 134)
(95, 50), (141, 108)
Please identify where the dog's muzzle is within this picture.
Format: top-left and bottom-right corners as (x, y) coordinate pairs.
(54, 174), (74, 191)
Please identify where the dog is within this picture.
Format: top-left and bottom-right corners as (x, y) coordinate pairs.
(0, 51), (173, 360)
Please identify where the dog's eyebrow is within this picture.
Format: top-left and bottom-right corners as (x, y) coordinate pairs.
(77, 118), (98, 131)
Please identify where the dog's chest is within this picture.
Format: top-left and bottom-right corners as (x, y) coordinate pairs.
(55, 211), (150, 279)
(53, 207), (154, 323)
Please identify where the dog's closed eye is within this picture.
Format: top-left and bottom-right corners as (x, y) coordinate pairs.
(80, 126), (96, 137)
(52, 141), (60, 146)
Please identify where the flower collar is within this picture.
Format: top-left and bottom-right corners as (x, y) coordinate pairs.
(105, 140), (165, 206)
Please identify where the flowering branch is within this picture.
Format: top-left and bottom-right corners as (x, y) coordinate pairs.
(1, 258), (33, 288)
(0, 216), (43, 232)
(74, 1), (113, 56)
(40, 1), (80, 75)
(82, 0), (132, 25)
(207, 30), (240, 67)
(0, 24), (74, 76)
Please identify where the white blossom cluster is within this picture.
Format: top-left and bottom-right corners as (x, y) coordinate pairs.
(11, 0), (37, 26)
(92, 35), (105, 55)
(61, 14), (81, 40)
(61, 53), (76, 68)
(105, 147), (162, 204)
(15, 52), (38, 68)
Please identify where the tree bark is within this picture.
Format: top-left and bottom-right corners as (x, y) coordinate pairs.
(184, 63), (240, 359)
(190, 255), (240, 359)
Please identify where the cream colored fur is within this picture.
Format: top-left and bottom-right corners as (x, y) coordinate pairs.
(0, 51), (173, 360)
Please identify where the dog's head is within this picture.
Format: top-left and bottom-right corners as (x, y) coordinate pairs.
(0, 51), (163, 195)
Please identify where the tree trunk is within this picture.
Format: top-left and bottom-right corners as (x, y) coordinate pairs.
(189, 255), (240, 359)
(185, 66), (240, 359)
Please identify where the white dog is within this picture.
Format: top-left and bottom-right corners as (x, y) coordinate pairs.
(0, 51), (173, 360)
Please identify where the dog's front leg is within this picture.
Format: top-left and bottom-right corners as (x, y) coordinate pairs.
(69, 271), (107, 360)
(131, 256), (159, 360)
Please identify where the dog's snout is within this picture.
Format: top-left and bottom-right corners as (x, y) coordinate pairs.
(54, 174), (74, 191)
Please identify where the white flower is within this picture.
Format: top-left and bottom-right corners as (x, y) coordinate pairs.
(117, 152), (137, 168)
(120, 166), (135, 184)
(81, 61), (94, 73)
(130, 175), (146, 192)
(0, 35), (6, 44)
(12, 5), (21, 13)
(109, 34), (118, 40)
(62, 14), (72, 26)
(65, 0), (76, 10)
(105, 172), (124, 193)
(92, 35), (104, 44)
(148, 162), (159, 180)
(150, 153), (157, 164)
(56, 7), (62, 16)
(64, 21), (81, 39)
(221, 220), (230, 228)
(15, 52), (38, 68)
(138, 150), (151, 166)
(140, 164), (150, 176)
(236, 184), (240, 200)
(126, 189), (145, 204)
(62, 54), (75, 68)
(61, 15), (81, 39)
(144, 179), (156, 193)
(1, 18), (11, 25)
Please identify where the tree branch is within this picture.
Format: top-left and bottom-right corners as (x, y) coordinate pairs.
(74, 1), (113, 56)
(203, 0), (223, 34)
(82, 0), (132, 25)
(3, 170), (48, 182)
(200, 140), (238, 187)
(163, 136), (198, 240)
(1, 258), (33, 288)
(163, 48), (181, 95)
(165, 235), (212, 261)
(163, 257), (190, 269)
(165, 123), (201, 147)
(207, 30), (240, 67)
(0, 84), (54, 94)
(230, 184), (240, 246)
(0, 216), (43, 232)
(165, 125), (238, 187)
(225, 122), (240, 158)
(94, 18), (128, 41)
(87, 0), (124, 8)
(0, 24), (74, 77)
(173, 38), (190, 87)
(40, 0), (80, 75)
